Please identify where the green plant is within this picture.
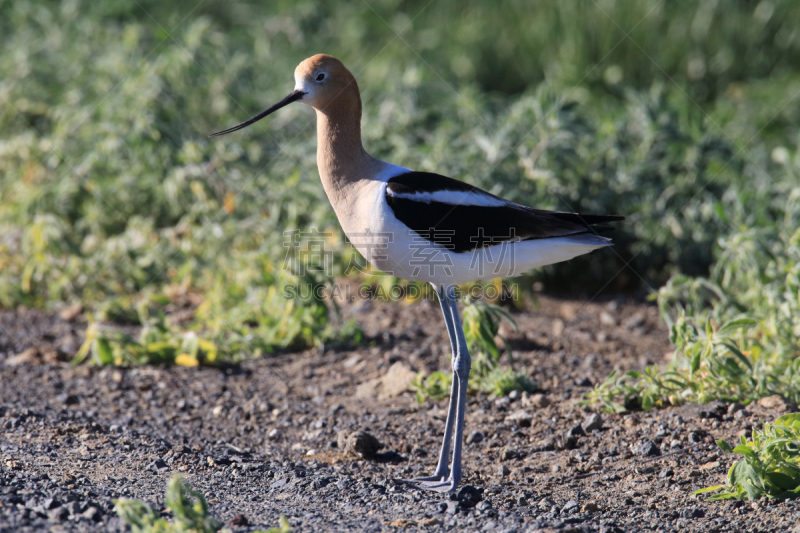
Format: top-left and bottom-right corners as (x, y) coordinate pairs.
(587, 196), (800, 411)
(411, 298), (535, 400)
(696, 414), (800, 501)
(115, 475), (222, 533)
(115, 475), (290, 533)
(264, 516), (292, 533)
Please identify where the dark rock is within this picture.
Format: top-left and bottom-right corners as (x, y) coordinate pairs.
(505, 409), (533, 427)
(501, 448), (520, 461)
(567, 424), (586, 437)
(82, 506), (102, 522)
(556, 435), (579, 450)
(64, 501), (83, 515)
(561, 500), (579, 513)
(680, 508), (705, 519)
(467, 430), (485, 444)
(150, 459), (169, 473)
(56, 393), (80, 406)
(639, 440), (661, 457)
(499, 465), (510, 476)
(583, 413), (603, 432)
(337, 430), (383, 457)
(230, 513), (248, 526)
(43, 497), (60, 510)
(659, 468), (674, 478)
(48, 507), (68, 521)
(270, 478), (288, 489)
(688, 432), (703, 443)
(455, 485), (482, 508)
(727, 402), (744, 415)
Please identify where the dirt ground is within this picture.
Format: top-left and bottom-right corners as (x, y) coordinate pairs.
(2, 294), (799, 532)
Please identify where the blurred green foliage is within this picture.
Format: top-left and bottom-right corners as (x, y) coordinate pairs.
(587, 194), (800, 411)
(2, 0), (800, 363)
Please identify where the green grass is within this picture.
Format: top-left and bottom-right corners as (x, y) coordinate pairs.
(115, 475), (290, 532)
(586, 195), (800, 412)
(697, 414), (800, 501)
(2, 0), (800, 369)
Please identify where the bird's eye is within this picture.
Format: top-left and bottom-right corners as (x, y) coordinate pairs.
(316, 73), (326, 82)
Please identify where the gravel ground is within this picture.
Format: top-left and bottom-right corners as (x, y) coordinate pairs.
(2, 296), (800, 532)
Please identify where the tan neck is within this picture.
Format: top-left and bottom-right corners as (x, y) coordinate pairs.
(315, 89), (379, 196)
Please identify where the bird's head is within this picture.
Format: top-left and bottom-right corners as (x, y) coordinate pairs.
(293, 54), (358, 110)
(210, 54), (358, 137)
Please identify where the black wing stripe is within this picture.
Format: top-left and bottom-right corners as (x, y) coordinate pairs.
(387, 171), (483, 195)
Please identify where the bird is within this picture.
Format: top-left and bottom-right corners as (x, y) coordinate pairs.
(211, 54), (624, 493)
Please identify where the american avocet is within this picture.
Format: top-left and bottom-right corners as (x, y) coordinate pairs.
(212, 54), (624, 493)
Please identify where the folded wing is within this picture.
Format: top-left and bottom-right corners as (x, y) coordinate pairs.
(385, 171), (624, 254)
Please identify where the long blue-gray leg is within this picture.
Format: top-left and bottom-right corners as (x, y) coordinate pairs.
(399, 284), (459, 485)
(399, 284), (470, 493)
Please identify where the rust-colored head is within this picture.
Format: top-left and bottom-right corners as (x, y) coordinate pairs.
(293, 54), (359, 111)
(210, 54), (359, 137)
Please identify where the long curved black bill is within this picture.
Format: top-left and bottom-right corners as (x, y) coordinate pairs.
(209, 90), (306, 137)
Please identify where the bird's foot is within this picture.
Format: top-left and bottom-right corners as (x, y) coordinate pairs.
(397, 474), (459, 493)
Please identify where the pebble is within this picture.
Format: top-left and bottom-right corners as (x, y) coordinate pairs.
(727, 402), (744, 415)
(561, 500), (579, 514)
(582, 413), (603, 432)
(581, 502), (600, 513)
(337, 430), (383, 457)
(623, 414), (640, 428)
(467, 430), (485, 444)
(624, 313), (646, 329)
(538, 497), (556, 511)
(639, 440), (661, 457)
(505, 410), (533, 428)
(43, 497), (59, 510)
(680, 508), (705, 519)
(230, 513), (248, 526)
(757, 395), (797, 412)
(48, 507), (68, 521)
(150, 458), (169, 473)
(522, 393), (549, 408)
(556, 435), (579, 450)
(567, 424), (585, 437)
(455, 485), (482, 508)
(82, 506), (102, 522)
(688, 431), (703, 443)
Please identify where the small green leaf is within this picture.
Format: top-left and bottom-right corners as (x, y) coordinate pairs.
(694, 485), (726, 494)
(94, 338), (114, 365)
(717, 439), (734, 453)
(717, 317), (757, 335)
(732, 444), (757, 459)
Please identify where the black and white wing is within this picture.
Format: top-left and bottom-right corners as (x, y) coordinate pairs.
(385, 171), (624, 254)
